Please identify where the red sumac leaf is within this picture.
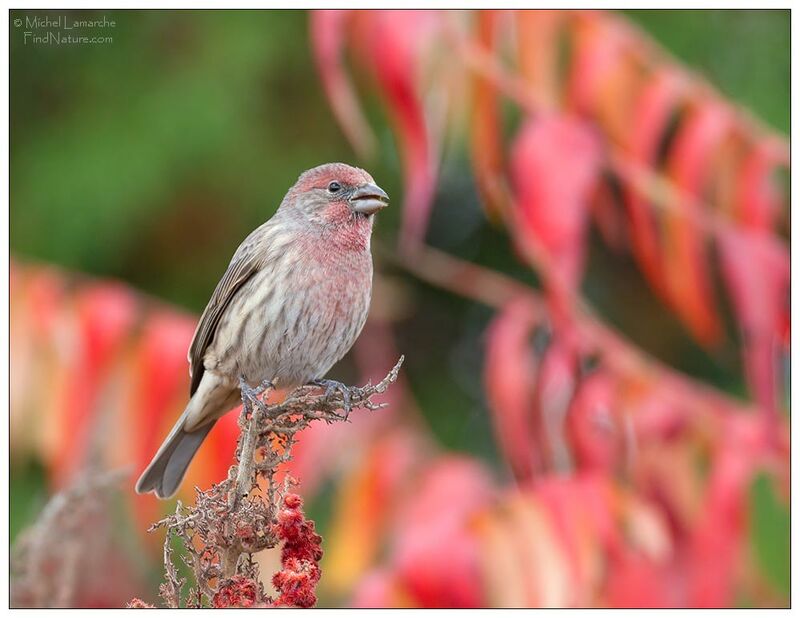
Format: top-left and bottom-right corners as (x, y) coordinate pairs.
(516, 9), (564, 109)
(533, 340), (577, 473)
(351, 570), (405, 608)
(470, 10), (511, 222)
(623, 69), (686, 299)
(663, 101), (731, 346)
(54, 284), (136, 487)
(567, 371), (619, 472)
(568, 11), (638, 142)
(718, 228), (788, 417)
(510, 114), (603, 291)
(734, 138), (784, 232)
(393, 457), (493, 608)
(354, 10), (439, 254)
(687, 417), (765, 607)
(309, 10), (375, 158)
(484, 297), (542, 483)
(605, 553), (673, 608)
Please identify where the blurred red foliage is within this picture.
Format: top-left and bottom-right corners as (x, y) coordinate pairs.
(308, 8), (788, 608)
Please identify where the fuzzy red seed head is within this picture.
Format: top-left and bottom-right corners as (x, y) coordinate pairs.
(126, 598), (155, 608)
(276, 507), (304, 536)
(270, 491), (324, 608)
(212, 576), (259, 608)
(283, 493), (303, 509)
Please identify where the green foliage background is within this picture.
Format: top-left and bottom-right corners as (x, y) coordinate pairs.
(10, 9), (789, 602)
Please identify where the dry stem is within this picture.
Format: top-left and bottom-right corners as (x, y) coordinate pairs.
(147, 356), (404, 607)
(11, 469), (129, 608)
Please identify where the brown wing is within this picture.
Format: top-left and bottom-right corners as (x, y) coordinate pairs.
(188, 252), (261, 395)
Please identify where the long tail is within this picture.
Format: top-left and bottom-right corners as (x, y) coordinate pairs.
(135, 410), (216, 499)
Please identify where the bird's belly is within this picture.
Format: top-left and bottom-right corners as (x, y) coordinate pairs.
(210, 258), (371, 388)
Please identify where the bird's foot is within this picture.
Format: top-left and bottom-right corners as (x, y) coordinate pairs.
(310, 379), (356, 418)
(239, 376), (274, 403)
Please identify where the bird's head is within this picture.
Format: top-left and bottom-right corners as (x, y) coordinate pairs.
(282, 163), (389, 231)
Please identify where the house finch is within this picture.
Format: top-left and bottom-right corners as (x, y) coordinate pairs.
(136, 163), (389, 498)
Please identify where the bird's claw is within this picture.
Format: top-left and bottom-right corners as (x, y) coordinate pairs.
(311, 379), (355, 418)
(239, 376), (274, 403)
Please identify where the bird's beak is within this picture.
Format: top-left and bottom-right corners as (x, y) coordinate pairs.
(349, 183), (389, 215)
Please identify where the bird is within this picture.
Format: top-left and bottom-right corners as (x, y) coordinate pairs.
(135, 163), (389, 499)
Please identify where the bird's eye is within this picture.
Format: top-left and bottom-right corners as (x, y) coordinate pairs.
(327, 181), (342, 193)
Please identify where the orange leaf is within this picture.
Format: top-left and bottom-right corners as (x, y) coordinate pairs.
(470, 10), (511, 221)
(515, 9), (564, 109)
(568, 11), (641, 143)
(323, 430), (420, 596)
(622, 69), (686, 299)
(663, 101), (730, 346)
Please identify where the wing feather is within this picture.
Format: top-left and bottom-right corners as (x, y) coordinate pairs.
(187, 247), (262, 395)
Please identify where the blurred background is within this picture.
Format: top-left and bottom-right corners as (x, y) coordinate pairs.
(10, 9), (789, 608)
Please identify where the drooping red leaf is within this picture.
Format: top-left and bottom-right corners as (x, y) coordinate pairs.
(53, 283), (136, 488)
(510, 114), (603, 293)
(663, 101), (731, 346)
(392, 457), (494, 608)
(352, 10), (439, 254)
(622, 69), (686, 299)
(605, 552), (673, 608)
(718, 228), (788, 418)
(125, 311), (195, 531)
(687, 416), (767, 607)
(568, 11), (612, 114)
(470, 10), (511, 222)
(734, 138), (784, 231)
(533, 340), (577, 473)
(566, 370), (619, 472)
(351, 569), (410, 608)
(515, 10), (564, 109)
(309, 10), (376, 159)
(567, 10), (638, 141)
(484, 297), (542, 483)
